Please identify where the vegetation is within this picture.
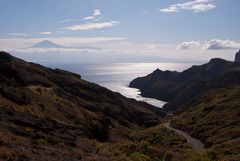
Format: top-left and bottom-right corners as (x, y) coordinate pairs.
(129, 58), (240, 112)
(0, 51), (166, 160)
(130, 51), (240, 160)
(172, 86), (240, 160)
(1, 51), (240, 160)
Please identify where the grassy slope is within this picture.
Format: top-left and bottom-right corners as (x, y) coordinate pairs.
(0, 51), (197, 161)
(130, 57), (240, 160)
(172, 86), (240, 161)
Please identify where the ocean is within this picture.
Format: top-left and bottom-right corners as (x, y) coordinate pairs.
(43, 62), (197, 108)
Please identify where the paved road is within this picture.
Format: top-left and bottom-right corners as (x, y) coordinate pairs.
(164, 122), (204, 152)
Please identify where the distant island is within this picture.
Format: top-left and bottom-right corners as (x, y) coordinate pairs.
(30, 40), (102, 50)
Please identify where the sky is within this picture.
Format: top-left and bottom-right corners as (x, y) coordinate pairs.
(0, 0), (240, 63)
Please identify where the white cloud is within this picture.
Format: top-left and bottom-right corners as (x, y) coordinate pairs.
(177, 41), (201, 50)
(178, 39), (240, 50)
(52, 37), (126, 46)
(8, 33), (27, 36)
(10, 47), (103, 54)
(40, 32), (52, 35)
(160, 7), (178, 13)
(203, 39), (240, 50)
(0, 38), (236, 63)
(84, 16), (95, 20)
(160, 0), (216, 13)
(60, 19), (73, 23)
(0, 37), (126, 49)
(67, 9), (117, 31)
(83, 9), (102, 20)
(93, 9), (101, 16)
(65, 21), (119, 31)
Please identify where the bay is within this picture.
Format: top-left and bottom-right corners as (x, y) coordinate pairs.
(44, 62), (196, 108)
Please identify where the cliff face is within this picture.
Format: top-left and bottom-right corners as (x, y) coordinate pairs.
(0, 51), (168, 160)
(130, 57), (240, 112)
(235, 50), (240, 62)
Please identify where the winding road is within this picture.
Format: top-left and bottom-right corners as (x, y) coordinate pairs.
(164, 122), (204, 152)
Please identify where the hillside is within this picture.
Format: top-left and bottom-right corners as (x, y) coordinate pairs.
(2, 51), (240, 160)
(171, 86), (240, 160)
(129, 58), (240, 112)
(0, 51), (200, 161)
(129, 51), (240, 160)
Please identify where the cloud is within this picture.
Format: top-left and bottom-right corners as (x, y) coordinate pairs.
(93, 9), (101, 16)
(8, 33), (27, 36)
(84, 16), (95, 20)
(65, 9), (117, 31)
(160, 0), (216, 13)
(178, 39), (240, 50)
(177, 41), (201, 50)
(40, 32), (52, 35)
(160, 7), (178, 13)
(53, 37), (126, 45)
(65, 21), (119, 31)
(203, 39), (240, 50)
(60, 19), (73, 23)
(83, 9), (102, 20)
(0, 38), (236, 63)
(0, 37), (126, 49)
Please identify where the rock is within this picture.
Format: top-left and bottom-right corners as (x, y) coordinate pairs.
(235, 50), (240, 62)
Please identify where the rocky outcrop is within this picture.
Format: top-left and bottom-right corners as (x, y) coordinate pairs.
(130, 56), (240, 112)
(235, 50), (240, 62)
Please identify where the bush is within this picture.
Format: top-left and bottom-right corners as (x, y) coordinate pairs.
(129, 152), (151, 161)
(163, 151), (173, 161)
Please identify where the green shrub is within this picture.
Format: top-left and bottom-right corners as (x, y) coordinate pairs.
(36, 137), (49, 145)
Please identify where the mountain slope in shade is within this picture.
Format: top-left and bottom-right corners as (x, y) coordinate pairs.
(171, 85), (240, 160)
(2, 51), (210, 161)
(130, 52), (240, 160)
(1, 51), (199, 161)
(129, 57), (240, 112)
(31, 40), (102, 50)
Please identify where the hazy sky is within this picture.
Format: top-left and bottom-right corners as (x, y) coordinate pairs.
(0, 0), (239, 62)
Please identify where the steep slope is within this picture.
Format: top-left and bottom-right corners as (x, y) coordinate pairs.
(171, 86), (240, 160)
(0, 51), (172, 161)
(129, 58), (236, 112)
(130, 54), (240, 160)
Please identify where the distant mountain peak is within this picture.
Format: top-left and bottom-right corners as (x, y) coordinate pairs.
(31, 40), (102, 50)
(209, 58), (226, 63)
(31, 40), (64, 48)
(154, 68), (161, 72)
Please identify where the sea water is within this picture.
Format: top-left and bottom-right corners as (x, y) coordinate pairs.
(44, 62), (196, 108)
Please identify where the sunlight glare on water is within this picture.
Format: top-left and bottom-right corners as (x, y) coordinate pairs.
(45, 62), (197, 108)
